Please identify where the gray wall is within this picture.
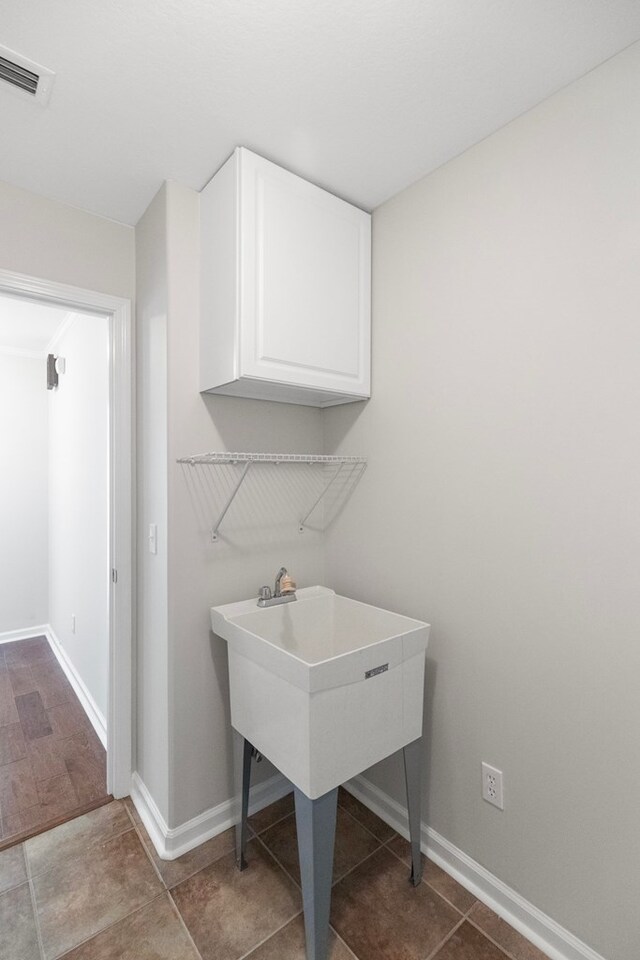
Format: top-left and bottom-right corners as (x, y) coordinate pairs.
(135, 185), (171, 819)
(135, 181), (325, 828)
(49, 314), (110, 720)
(0, 179), (134, 298)
(323, 41), (640, 960)
(0, 354), (48, 634)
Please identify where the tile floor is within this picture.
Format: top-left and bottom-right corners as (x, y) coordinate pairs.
(0, 637), (109, 847)
(0, 787), (549, 960)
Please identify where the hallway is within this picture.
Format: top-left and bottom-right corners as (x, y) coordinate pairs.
(0, 636), (109, 847)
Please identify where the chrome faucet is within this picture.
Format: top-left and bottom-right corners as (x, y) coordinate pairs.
(257, 567), (297, 607)
(274, 566), (287, 597)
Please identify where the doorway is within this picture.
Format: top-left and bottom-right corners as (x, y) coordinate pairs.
(0, 268), (132, 846)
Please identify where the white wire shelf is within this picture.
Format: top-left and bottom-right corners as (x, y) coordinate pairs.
(177, 452), (366, 465)
(177, 451), (367, 542)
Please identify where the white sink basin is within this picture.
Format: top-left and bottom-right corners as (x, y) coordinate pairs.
(211, 586), (430, 798)
(211, 585), (428, 692)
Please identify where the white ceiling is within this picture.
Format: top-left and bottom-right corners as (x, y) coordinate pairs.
(1, 1), (640, 225)
(0, 295), (70, 354)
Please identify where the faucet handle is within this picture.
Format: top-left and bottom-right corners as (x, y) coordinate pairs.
(280, 575), (297, 595)
(258, 585), (272, 602)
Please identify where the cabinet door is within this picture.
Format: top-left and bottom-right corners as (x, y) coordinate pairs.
(238, 149), (370, 398)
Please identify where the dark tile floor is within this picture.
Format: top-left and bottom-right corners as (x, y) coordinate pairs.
(0, 637), (109, 847)
(0, 787), (550, 960)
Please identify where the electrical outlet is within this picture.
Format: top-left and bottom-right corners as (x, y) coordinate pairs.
(71, 614), (76, 634)
(482, 762), (504, 810)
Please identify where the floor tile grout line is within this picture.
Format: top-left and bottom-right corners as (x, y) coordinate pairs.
(382, 832), (474, 918)
(340, 801), (392, 845)
(254, 831), (303, 891)
(166, 887), (206, 960)
(123, 801), (167, 887)
(27, 874), (46, 960)
(237, 911), (371, 960)
(161, 834), (240, 890)
(330, 924), (361, 960)
(4, 840), (30, 889)
(236, 909), (304, 960)
(0, 870), (32, 895)
(256, 818), (386, 893)
(464, 899), (479, 918)
(26, 822), (136, 883)
(465, 915), (538, 960)
(331, 839), (383, 887)
(124, 799), (237, 893)
(52, 892), (170, 960)
(328, 839), (385, 889)
(24, 836), (33, 879)
(258, 792), (392, 846)
(164, 841), (237, 892)
(337, 794), (394, 844)
(382, 833), (406, 864)
(250, 802), (295, 837)
(422, 915), (467, 960)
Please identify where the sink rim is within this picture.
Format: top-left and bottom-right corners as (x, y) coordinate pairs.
(211, 585), (429, 669)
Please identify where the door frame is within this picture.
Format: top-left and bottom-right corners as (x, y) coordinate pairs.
(0, 268), (133, 798)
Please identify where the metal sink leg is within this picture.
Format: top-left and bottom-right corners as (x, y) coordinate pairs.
(235, 734), (253, 871)
(403, 737), (424, 886)
(295, 785), (338, 960)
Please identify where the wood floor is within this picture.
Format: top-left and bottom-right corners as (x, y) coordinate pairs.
(0, 635), (110, 849)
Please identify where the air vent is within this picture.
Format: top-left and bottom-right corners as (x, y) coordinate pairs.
(0, 44), (55, 105)
(0, 56), (39, 95)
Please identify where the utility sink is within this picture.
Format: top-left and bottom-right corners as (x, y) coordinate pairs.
(212, 585), (430, 960)
(211, 586), (430, 799)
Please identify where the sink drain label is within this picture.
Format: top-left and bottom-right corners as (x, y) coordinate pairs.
(365, 663), (389, 679)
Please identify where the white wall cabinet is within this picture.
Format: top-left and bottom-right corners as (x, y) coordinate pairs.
(200, 148), (371, 406)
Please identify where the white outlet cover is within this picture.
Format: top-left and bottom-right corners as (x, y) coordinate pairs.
(482, 762), (504, 810)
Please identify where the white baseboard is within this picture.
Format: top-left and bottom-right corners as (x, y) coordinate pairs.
(343, 775), (605, 960)
(45, 626), (107, 748)
(0, 624), (49, 644)
(130, 770), (293, 861)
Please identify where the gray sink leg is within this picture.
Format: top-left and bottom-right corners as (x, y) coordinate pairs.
(403, 737), (423, 886)
(294, 786), (338, 960)
(235, 734), (253, 871)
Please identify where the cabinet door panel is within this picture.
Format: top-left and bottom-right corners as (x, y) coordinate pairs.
(240, 150), (370, 396)
(259, 178), (361, 376)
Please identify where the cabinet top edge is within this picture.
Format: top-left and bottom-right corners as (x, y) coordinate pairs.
(199, 145), (371, 218)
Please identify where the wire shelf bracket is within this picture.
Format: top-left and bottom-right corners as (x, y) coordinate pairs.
(177, 452), (367, 542)
(209, 460), (252, 541)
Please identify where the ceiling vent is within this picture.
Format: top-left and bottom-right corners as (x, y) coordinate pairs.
(0, 44), (55, 105)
